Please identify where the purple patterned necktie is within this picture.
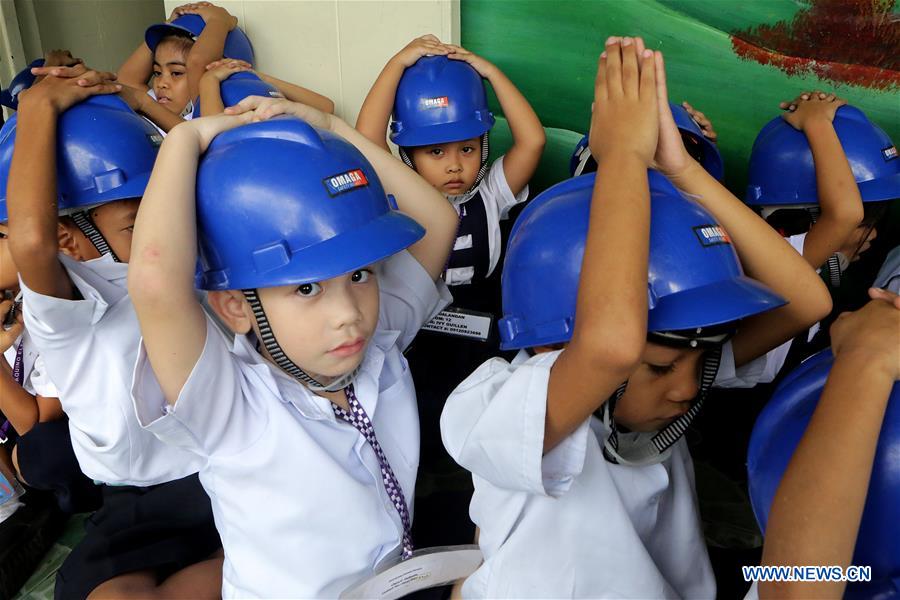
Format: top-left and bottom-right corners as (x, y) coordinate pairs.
(332, 384), (414, 559)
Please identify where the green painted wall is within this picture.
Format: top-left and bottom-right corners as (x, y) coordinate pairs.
(462, 0), (899, 195)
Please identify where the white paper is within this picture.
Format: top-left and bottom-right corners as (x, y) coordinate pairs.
(340, 545), (482, 600)
(421, 308), (492, 341)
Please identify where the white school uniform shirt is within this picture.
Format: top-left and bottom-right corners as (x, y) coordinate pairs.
(444, 156), (528, 286)
(132, 250), (451, 598)
(3, 329), (59, 399)
(440, 342), (774, 599)
(20, 254), (204, 486)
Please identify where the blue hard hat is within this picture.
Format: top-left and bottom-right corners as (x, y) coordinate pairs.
(0, 118), (19, 222)
(670, 102), (724, 181)
(746, 105), (900, 206)
(748, 349), (900, 598)
(196, 116), (425, 291)
(0, 95), (160, 220)
(498, 171), (786, 350)
(0, 59), (44, 110)
(145, 14), (255, 64)
(390, 55), (494, 148)
(56, 95), (162, 211)
(192, 71), (282, 118)
(569, 103), (724, 180)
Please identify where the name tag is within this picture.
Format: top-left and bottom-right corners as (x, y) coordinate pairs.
(421, 308), (493, 341)
(340, 545), (483, 600)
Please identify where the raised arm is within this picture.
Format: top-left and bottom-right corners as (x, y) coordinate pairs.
(780, 91), (863, 270)
(759, 292), (899, 599)
(355, 35), (451, 151)
(258, 72), (334, 114)
(653, 62), (831, 367)
(198, 59), (253, 116)
(445, 45), (545, 196)
(116, 43), (154, 92)
(178, 3), (238, 100)
(128, 114), (249, 404)
(228, 96), (457, 280)
(543, 37), (657, 452)
(8, 66), (120, 298)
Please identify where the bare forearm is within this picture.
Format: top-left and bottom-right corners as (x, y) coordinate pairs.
(130, 125), (203, 300)
(7, 100), (70, 297)
(0, 364), (39, 436)
(331, 117), (456, 278)
(199, 76), (226, 116)
(259, 73), (334, 114)
(355, 59), (404, 151)
(137, 94), (185, 132)
(485, 66), (544, 194)
(544, 157), (648, 451)
(578, 157), (649, 345)
(760, 353), (892, 599)
(802, 120), (863, 269)
(670, 162), (830, 364)
(117, 43), (153, 90)
(186, 20), (230, 98)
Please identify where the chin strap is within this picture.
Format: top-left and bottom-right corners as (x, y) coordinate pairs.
(399, 132), (491, 196)
(70, 211), (120, 262)
(242, 288), (359, 392)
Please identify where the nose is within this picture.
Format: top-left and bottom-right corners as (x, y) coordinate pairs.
(665, 368), (699, 404)
(328, 280), (364, 330)
(446, 153), (462, 174)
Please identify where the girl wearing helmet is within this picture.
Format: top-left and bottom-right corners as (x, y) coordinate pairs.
(114, 2), (249, 133)
(128, 95), (458, 597)
(440, 37), (831, 598)
(356, 34), (545, 548)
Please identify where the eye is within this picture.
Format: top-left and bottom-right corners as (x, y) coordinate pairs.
(296, 282), (323, 297)
(171, 70), (185, 77)
(351, 269), (372, 283)
(152, 70), (162, 78)
(461, 145), (475, 154)
(648, 362), (676, 376)
(428, 148), (444, 157)
(122, 226), (135, 233)
(0, 232), (7, 239)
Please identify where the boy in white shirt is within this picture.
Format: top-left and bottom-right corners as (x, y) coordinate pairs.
(128, 97), (457, 597)
(0, 140), (98, 513)
(440, 37), (831, 598)
(7, 67), (221, 599)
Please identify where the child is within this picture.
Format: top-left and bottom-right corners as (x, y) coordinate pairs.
(0, 125), (99, 515)
(746, 92), (895, 285)
(356, 35), (545, 545)
(128, 97), (457, 597)
(570, 100), (723, 179)
(440, 37), (831, 598)
(747, 290), (899, 599)
(7, 66), (221, 599)
(742, 93), (897, 379)
(116, 2), (249, 133)
(198, 59), (334, 116)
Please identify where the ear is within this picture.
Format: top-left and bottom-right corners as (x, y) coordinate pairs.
(206, 290), (254, 335)
(57, 220), (84, 260)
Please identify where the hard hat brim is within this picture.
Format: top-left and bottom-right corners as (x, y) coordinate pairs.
(391, 118), (493, 148)
(198, 210), (425, 291)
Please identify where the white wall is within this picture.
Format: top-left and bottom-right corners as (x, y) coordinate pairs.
(163, 0), (460, 125)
